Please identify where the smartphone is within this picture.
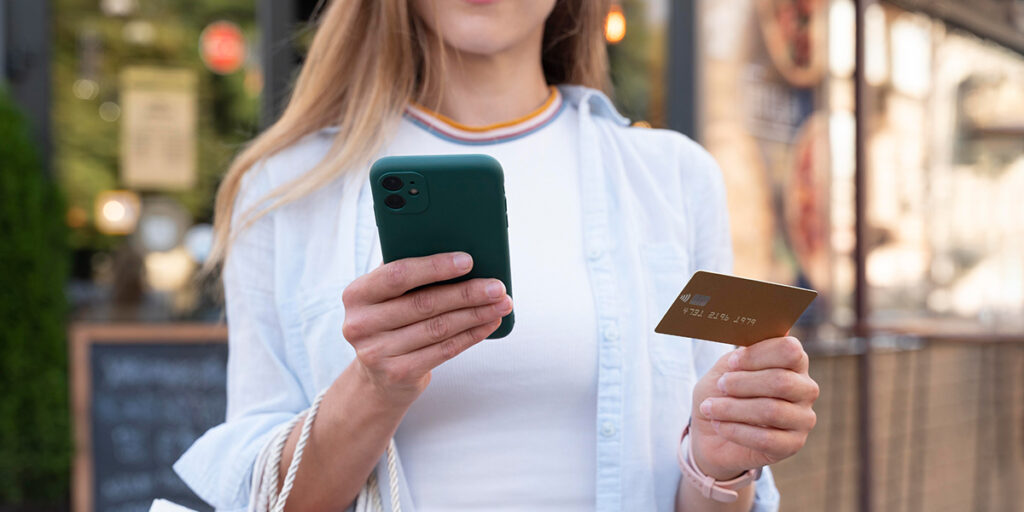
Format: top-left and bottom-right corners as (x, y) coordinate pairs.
(369, 154), (514, 339)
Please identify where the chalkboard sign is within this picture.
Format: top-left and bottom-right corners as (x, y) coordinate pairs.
(71, 325), (228, 512)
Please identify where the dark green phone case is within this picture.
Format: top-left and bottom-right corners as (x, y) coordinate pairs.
(369, 154), (514, 339)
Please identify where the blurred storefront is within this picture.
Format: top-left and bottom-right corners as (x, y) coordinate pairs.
(861, 3), (1024, 334)
(29, 0), (1024, 330)
(53, 0), (321, 323)
(56, 0), (257, 322)
(689, 1), (1024, 511)
(698, 0), (1024, 340)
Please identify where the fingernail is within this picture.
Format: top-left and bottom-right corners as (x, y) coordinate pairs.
(711, 420), (721, 431)
(717, 374), (728, 393)
(700, 399), (712, 418)
(485, 281), (504, 298)
(453, 253), (472, 270)
(493, 296), (512, 313)
(728, 348), (743, 370)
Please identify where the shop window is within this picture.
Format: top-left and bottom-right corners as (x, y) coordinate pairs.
(697, 0), (1024, 339)
(865, 5), (1024, 333)
(697, 0), (841, 341)
(55, 0), (260, 321)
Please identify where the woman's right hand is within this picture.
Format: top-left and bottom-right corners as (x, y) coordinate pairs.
(340, 251), (512, 407)
(272, 252), (508, 510)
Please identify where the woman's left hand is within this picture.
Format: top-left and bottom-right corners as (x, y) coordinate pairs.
(688, 336), (819, 480)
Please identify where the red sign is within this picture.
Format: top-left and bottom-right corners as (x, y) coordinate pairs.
(200, 21), (246, 75)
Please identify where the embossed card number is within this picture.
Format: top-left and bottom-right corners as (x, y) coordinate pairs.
(655, 271), (818, 347)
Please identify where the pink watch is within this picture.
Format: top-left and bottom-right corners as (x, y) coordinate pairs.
(677, 423), (761, 503)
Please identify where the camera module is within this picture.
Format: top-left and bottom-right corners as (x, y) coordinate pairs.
(384, 194), (406, 209)
(382, 176), (403, 191)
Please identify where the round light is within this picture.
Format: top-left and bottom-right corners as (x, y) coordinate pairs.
(94, 191), (141, 235)
(605, 6), (626, 44)
(200, 21), (247, 75)
(139, 215), (179, 253)
(101, 0), (138, 16)
(102, 200), (126, 223)
(123, 20), (155, 45)
(99, 102), (121, 122)
(144, 248), (195, 292)
(66, 206), (88, 228)
(135, 197), (190, 253)
(184, 224), (214, 264)
(73, 79), (99, 100)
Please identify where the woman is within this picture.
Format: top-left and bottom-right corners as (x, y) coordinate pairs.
(174, 0), (819, 511)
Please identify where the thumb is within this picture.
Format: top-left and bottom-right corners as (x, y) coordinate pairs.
(695, 347), (742, 404)
(711, 346), (743, 375)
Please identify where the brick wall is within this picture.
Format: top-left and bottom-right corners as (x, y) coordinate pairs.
(770, 342), (1024, 512)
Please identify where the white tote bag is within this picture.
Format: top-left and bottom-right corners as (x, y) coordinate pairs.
(248, 390), (402, 512)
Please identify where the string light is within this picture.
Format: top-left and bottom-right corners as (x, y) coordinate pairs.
(94, 191), (141, 235)
(605, 5), (626, 44)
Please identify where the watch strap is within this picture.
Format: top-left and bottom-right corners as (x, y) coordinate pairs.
(677, 423), (761, 503)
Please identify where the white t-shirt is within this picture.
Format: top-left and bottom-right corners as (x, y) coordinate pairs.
(385, 89), (599, 511)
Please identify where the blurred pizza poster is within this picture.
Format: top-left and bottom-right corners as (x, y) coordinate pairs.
(120, 67), (198, 190)
(698, 0), (833, 322)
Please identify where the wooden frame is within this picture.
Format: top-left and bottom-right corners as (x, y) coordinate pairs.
(70, 323), (227, 512)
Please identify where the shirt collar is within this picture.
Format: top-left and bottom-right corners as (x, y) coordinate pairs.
(556, 84), (631, 127)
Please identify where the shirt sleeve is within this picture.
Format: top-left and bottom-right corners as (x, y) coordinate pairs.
(684, 142), (781, 512)
(173, 163), (309, 510)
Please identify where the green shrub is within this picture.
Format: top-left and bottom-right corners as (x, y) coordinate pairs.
(0, 88), (70, 504)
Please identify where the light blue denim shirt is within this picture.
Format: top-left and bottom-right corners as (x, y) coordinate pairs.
(174, 85), (780, 511)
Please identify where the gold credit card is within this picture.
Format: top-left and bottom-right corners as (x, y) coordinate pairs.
(655, 271), (818, 346)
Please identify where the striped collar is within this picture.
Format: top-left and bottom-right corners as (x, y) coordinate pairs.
(404, 86), (565, 145)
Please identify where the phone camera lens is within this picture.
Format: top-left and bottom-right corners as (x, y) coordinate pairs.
(382, 176), (403, 191)
(384, 194), (406, 209)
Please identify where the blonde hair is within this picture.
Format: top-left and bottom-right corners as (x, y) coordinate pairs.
(208, 0), (611, 268)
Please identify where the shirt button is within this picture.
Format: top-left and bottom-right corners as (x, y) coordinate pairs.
(600, 421), (617, 437)
(602, 323), (620, 341)
(587, 247), (604, 260)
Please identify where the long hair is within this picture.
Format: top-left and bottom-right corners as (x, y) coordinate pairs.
(208, 0), (611, 268)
